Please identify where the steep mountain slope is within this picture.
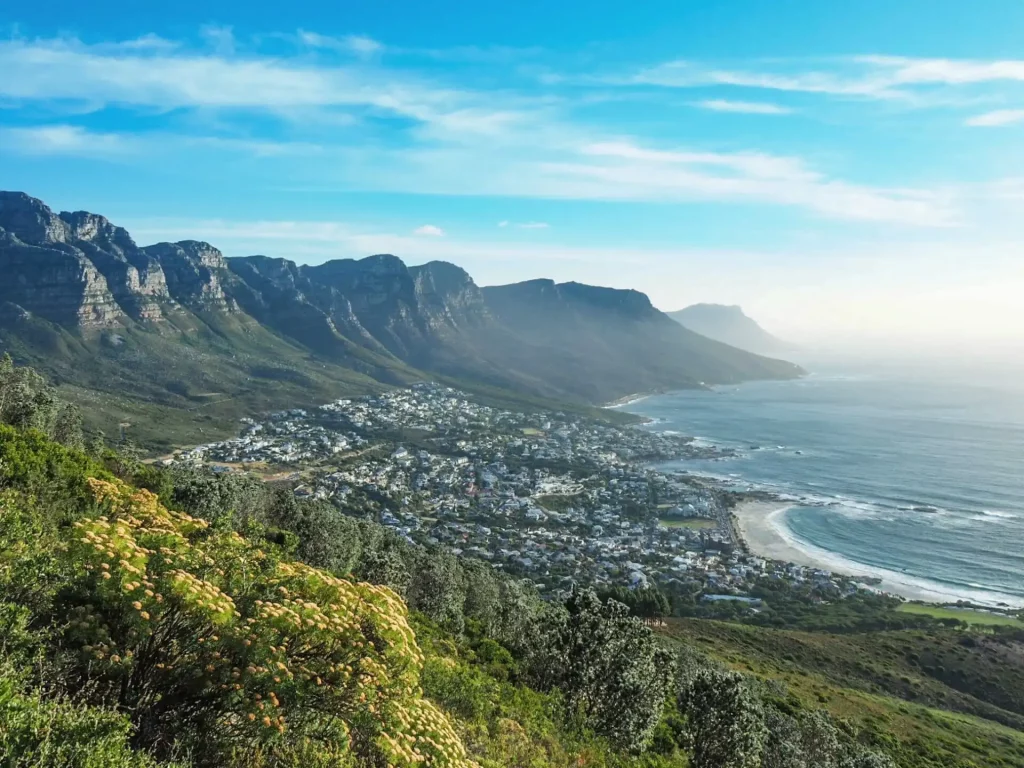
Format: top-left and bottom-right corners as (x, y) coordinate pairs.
(0, 193), (411, 448)
(668, 303), (792, 356)
(482, 281), (804, 402)
(1, 191), (803, 446)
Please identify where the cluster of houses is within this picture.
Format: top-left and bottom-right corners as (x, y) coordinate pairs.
(169, 384), (853, 602)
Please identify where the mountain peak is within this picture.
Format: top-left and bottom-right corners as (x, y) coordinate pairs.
(0, 191), (69, 245)
(668, 303), (792, 356)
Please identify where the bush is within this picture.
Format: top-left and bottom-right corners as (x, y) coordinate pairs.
(20, 477), (476, 768)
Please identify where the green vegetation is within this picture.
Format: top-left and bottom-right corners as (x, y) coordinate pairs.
(662, 618), (1024, 768)
(896, 602), (1022, 627)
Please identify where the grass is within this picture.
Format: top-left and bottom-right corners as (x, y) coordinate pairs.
(896, 603), (1023, 627)
(659, 517), (717, 530)
(520, 427), (545, 436)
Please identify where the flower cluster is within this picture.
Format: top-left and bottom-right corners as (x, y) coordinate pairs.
(61, 477), (478, 767)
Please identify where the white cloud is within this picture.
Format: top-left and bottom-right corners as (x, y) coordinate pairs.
(345, 35), (384, 56)
(633, 60), (904, 99)
(631, 55), (1024, 103)
(413, 224), (445, 236)
(0, 34), (967, 228)
(0, 124), (324, 159)
(692, 99), (793, 114)
(201, 25), (236, 56)
(966, 109), (1024, 127)
(497, 220), (509, 227)
(0, 125), (137, 156)
(298, 31), (383, 56)
(0, 36), (516, 141)
(544, 140), (956, 226)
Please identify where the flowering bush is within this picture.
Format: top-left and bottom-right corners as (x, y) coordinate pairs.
(59, 478), (476, 768)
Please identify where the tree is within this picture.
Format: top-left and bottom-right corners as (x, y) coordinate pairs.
(841, 749), (897, 768)
(681, 668), (765, 768)
(169, 464), (268, 526)
(0, 356), (84, 447)
(461, 559), (502, 635)
(800, 710), (841, 768)
(266, 491), (363, 576)
(407, 550), (467, 634)
(532, 588), (675, 752)
(761, 709), (806, 768)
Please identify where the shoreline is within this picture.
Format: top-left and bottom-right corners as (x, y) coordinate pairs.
(604, 392), (656, 408)
(732, 500), (1024, 608)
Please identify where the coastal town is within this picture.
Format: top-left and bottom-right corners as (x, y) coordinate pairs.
(167, 383), (860, 606)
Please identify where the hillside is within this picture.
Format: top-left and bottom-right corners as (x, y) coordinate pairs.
(661, 618), (1024, 768)
(668, 304), (793, 357)
(0, 192), (803, 448)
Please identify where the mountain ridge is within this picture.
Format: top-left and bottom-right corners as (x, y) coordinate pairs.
(0, 191), (804, 446)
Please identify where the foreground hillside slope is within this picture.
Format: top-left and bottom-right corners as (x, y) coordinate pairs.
(668, 304), (792, 357)
(4, 361), (1024, 768)
(1, 192), (802, 447)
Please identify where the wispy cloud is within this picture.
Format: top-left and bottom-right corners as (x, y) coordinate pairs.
(1, 124), (322, 159)
(966, 109), (1024, 126)
(298, 31), (383, 56)
(0, 33), (969, 228)
(632, 60), (904, 99)
(0, 124), (138, 156)
(541, 140), (956, 226)
(692, 99), (793, 114)
(0, 36), (515, 141)
(413, 224), (445, 236)
(631, 55), (1024, 102)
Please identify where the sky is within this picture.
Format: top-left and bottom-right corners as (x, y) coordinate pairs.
(3, 1), (1024, 346)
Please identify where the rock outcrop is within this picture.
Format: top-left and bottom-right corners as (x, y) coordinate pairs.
(141, 241), (239, 313)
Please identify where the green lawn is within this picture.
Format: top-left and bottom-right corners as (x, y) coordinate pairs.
(896, 603), (1022, 627)
(520, 427), (545, 436)
(659, 517), (717, 530)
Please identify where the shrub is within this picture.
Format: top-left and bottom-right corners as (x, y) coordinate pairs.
(38, 477), (477, 768)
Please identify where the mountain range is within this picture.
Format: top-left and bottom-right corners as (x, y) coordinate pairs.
(668, 303), (793, 357)
(0, 191), (803, 448)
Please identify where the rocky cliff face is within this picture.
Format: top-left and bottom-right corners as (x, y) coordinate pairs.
(0, 193), (125, 326)
(59, 211), (170, 321)
(141, 241), (239, 313)
(409, 261), (491, 333)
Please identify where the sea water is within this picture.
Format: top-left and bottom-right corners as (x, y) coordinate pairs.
(623, 356), (1024, 607)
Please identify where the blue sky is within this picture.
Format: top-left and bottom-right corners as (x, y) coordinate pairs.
(3, 0), (1024, 344)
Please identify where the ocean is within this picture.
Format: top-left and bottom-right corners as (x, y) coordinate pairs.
(622, 357), (1024, 608)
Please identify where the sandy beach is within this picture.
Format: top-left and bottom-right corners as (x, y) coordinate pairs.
(731, 500), (1023, 607)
